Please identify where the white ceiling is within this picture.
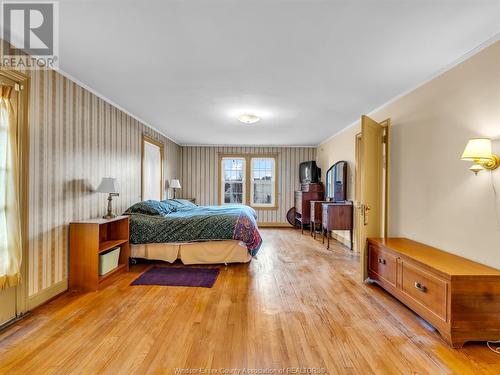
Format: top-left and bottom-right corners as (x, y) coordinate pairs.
(55, 0), (499, 146)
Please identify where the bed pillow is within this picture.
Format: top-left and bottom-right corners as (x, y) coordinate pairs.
(160, 199), (181, 212)
(173, 199), (197, 208)
(125, 200), (173, 216)
(161, 199), (197, 211)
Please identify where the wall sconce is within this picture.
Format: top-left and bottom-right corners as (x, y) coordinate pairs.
(461, 138), (499, 175)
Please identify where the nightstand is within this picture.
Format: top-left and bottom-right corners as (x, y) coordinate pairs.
(69, 215), (130, 291)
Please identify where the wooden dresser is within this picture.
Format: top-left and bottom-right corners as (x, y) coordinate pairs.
(321, 201), (353, 249)
(368, 237), (500, 348)
(294, 183), (324, 233)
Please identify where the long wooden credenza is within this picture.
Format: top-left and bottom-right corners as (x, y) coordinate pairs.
(367, 237), (500, 348)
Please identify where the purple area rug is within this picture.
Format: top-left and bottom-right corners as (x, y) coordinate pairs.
(131, 267), (220, 288)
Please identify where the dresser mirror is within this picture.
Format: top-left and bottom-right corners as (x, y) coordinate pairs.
(325, 161), (347, 202)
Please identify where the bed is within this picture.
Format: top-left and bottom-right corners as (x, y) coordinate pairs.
(125, 199), (263, 264)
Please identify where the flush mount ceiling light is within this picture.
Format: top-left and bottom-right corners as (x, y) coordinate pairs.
(237, 113), (260, 125)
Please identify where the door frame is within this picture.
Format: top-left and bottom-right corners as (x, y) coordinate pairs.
(354, 133), (362, 252)
(0, 68), (30, 318)
(380, 119), (390, 238)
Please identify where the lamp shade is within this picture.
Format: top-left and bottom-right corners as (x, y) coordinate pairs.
(461, 138), (493, 162)
(96, 177), (119, 193)
(170, 179), (181, 189)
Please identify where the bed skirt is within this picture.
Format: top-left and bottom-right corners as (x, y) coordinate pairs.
(130, 240), (252, 265)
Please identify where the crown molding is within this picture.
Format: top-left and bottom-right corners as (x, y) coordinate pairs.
(180, 144), (317, 148)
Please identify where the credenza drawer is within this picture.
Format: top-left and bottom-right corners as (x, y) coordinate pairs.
(401, 261), (448, 322)
(369, 245), (397, 288)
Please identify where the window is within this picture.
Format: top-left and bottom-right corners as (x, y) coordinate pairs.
(221, 157), (246, 204)
(219, 155), (277, 208)
(251, 158), (276, 207)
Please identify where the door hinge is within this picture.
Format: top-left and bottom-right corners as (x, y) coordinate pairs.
(14, 83), (23, 91)
(382, 134), (388, 144)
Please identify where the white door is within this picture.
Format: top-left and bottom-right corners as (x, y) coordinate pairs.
(142, 136), (164, 201)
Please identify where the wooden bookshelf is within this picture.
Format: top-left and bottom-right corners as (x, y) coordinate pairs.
(69, 215), (130, 291)
(99, 239), (128, 253)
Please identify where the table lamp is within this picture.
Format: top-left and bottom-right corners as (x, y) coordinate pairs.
(96, 177), (119, 219)
(170, 179), (181, 199)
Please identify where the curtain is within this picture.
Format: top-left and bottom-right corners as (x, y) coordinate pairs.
(0, 85), (22, 289)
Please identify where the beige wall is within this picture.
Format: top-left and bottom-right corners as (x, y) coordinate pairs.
(317, 41), (500, 269)
(1, 45), (182, 302)
(316, 125), (360, 246)
(180, 146), (316, 224)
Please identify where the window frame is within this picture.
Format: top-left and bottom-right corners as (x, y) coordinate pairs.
(218, 154), (278, 210)
(220, 156), (247, 205)
(250, 157), (277, 208)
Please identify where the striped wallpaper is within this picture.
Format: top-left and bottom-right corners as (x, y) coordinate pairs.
(24, 68), (180, 296)
(180, 146), (316, 224)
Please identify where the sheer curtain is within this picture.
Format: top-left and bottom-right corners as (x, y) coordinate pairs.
(0, 85), (22, 289)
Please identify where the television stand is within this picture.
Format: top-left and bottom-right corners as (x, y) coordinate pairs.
(294, 183), (324, 233)
(299, 183), (323, 192)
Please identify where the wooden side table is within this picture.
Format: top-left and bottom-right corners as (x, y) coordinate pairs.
(310, 200), (329, 238)
(321, 201), (353, 249)
(69, 215), (130, 291)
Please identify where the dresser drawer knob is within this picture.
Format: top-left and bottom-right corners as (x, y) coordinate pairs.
(414, 282), (427, 293)
(378, 258), (386, 265)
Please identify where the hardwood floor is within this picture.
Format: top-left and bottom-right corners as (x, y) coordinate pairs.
(0, 229), (498, 374)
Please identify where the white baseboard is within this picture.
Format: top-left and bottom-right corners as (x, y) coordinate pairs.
(28, 279), (68, 310)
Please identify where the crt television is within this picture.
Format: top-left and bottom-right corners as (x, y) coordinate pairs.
(299, 161), (321, 184)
